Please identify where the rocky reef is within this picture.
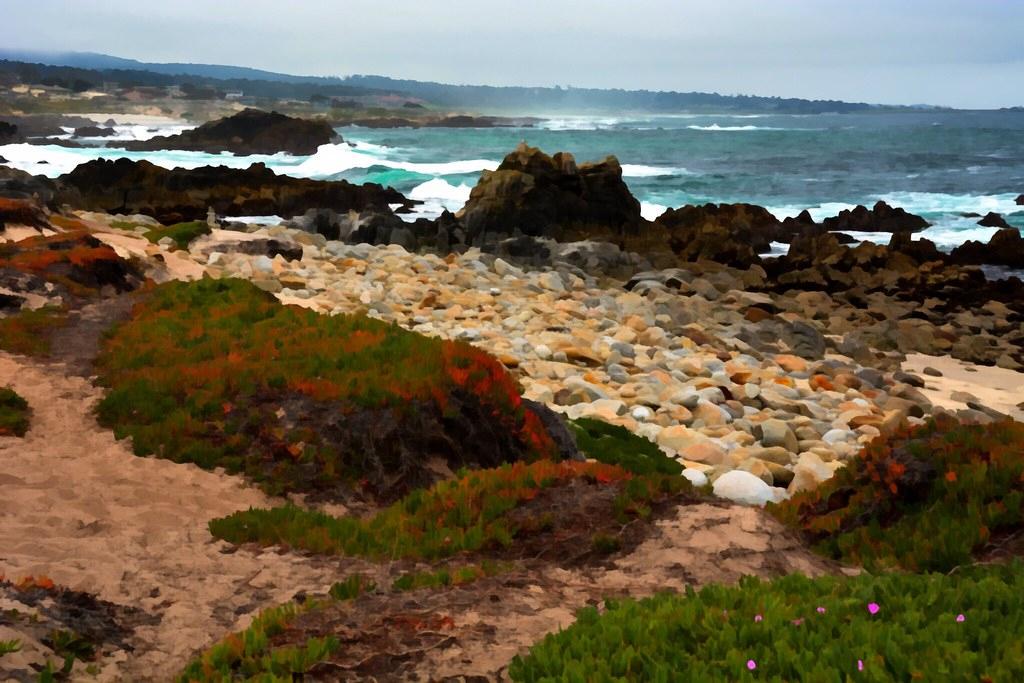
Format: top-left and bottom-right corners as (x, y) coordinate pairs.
(120, 108), (340, 155)
(54, 158), (410, 224)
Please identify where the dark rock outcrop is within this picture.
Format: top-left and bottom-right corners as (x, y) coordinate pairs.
(0, 167), (59, 204)
(654, 203), (780, 266)
(73, 125), (116, 138)
(0, 121), (18, 144)
(1016, 194), (1023, 206)
(0, 197), (50, 230)
(822, 201), (929, 233)
(121, 109), (340, 156)
(950, 228), (1024, 269)
(977, 212), (1011, 229)
(56, 158), (411, 225)
(457, 143), (642, 245)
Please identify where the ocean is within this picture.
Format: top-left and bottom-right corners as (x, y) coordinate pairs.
(3, 110), (1023, 249)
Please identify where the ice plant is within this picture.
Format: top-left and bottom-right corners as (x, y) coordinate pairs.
(956, 614), (965, 622)
(754, 614), (762, 622)
(816, 606), (826, 614)
(747, 659), (756, 671)
(867, 602), (880, 615)
(858, 659), (864, 671)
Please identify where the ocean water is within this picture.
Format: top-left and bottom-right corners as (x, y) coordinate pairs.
(3, 111), (1023, 249)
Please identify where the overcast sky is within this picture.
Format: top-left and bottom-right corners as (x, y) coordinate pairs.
(2, 0), (1022, 108)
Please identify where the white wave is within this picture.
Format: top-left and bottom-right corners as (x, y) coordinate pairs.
(0, 140), (498, 181)
(408, 178), (472, 205)
(877, 191), (1022, 217)
(0, 142), (292, 177)
(622, 164), (695, 178)
(686, 124), (786, 132)
(538, 116), (622, 131)
(287, 143), (497, 178)
(640, 202), (669, 221)
(764, 202), (860, 222)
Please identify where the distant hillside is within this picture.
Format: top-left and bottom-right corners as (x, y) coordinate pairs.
(0, 49), (909, 114)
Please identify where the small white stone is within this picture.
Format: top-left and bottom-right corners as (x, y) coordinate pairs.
(681, 468), (709, 487)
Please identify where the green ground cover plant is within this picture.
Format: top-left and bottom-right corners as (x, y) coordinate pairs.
(391, 561), (511, 592)
(0, 307), (67, 357)
(176, 600), (337, 682)
(509, 564), (1024, 681)
(210, 459), (691, 560)
(569, 418), (682, 476)
(769, 416), (1024, 572)
(143, 221), (211, 250)
(96, 277), (557, 499)
(0, 386), (30, 436)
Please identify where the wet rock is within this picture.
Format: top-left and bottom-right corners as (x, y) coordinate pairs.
(977, 212), (1011, 229)
(457, 143), (641, 245)
(821, 200), (929, 233)
(122, 109), (340, 156)
(57, 158), (410, 224)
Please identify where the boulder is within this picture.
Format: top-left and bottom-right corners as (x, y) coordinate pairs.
(73, 125), (116, 138)
(1016, 194), (1023, 206)
(56, 158), (410, 225)
(654, 203), (779, 265)
(0, 121), (18, 144)
(0, 166), (59, 204)
(950, 228), (1024, 269)
(822, 201), (929, 233)
(977, 212), (1011, 229)
(457, 143), (642, 245)
(712, 470), (785, 507)
(121, 109), (340, 155)
(0, 197), (50, 230)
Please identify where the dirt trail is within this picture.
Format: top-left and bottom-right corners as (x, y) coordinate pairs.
(0, 353), (343, 680)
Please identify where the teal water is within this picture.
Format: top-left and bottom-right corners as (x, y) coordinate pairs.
(3, 111), (1022, 248)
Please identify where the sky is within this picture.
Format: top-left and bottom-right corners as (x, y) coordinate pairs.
(1, 0), (1022, 108)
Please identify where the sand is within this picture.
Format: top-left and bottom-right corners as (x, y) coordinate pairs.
(0, 354), (341, 679)
(902, 353), (1024, 421)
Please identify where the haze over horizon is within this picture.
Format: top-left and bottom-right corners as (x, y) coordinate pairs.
(1, 0), (1023, 109)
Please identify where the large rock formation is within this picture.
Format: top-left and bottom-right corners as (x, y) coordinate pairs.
(0, 166), (59, 204)
(654, 203), (782, 266)
(121, 109), (340, 156)
(55, 158), (411, 225)
(1016, 194), (1023, 206)
(821, 201), (929, 233)
(457, 143), (642, 245)
(950, 228), (1024, 269)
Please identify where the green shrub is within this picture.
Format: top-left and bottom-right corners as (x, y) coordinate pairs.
(769, 417), (1024, 572)
(510, 564), (1024, 681)
(0, 386), (30, 436)
(209, 460), (652, 561)
(144, 221), (211, 250)
(569, 418), (681, 476)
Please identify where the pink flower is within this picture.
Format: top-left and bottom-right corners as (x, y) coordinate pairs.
(754, 614), (763, 622)
(858, 659), (864, 671)
(867, 602), (880, 615)
(747, 659), (757, 671)
(956, 613), (965, 622)
(816, 606), (826, 614)
(791, 618), (804, 626)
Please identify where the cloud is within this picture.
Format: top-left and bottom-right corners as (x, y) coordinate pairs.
(0, 0), (1021, 107)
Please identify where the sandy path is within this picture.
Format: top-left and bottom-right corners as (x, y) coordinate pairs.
(0, 354), (341, 680)
(903, 353), (1024, 421)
